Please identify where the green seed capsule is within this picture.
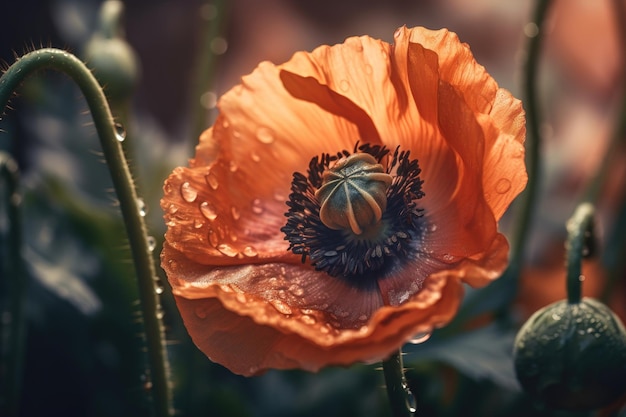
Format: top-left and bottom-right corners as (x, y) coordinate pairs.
(315, 153), (392, 235)
(513, 297), (626, 411)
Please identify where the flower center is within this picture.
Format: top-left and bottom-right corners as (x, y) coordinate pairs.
(316, 153), (392, 235)
(281, 143), (424, 280)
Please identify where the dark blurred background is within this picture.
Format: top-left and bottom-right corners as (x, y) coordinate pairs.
(1, 1), (625, 416)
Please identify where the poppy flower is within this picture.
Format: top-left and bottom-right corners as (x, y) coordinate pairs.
(161, 26), (527, 375)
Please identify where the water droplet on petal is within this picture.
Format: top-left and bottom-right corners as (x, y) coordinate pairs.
(217, 243), (238, 257)
(194, 219), (204, 229)
(200, 201), (218, 220)
(408, 330), (432, 344)
(251, 198), (264, 214)
(288, 284), (304, 297)
(495, 178), (512, 194)
(231, 206), (240, 220)
(114, 122), (126, 142)
(181, 182), (198, 202)
(339, 79), (350, 92)
(429, 224), (438, 232)
(300, 315), (316, 325)
(442, 253), (455, 262)
(552, 313), (562, 321)
(251, 151), (261, 162)
(229, 161), (238, 172)
(136, 198), (147, 216)
(205, 172), (219, 190)
(256, 127), (275, 144)
(270, 299), (293, 315)
(222, 119), (230, 129)
(147, 236), (156, 252)
(242, 245), (258, 257)
(155, 286), (164, 295)
(208, 230), (218, 247)
(273, 190), (286, 202)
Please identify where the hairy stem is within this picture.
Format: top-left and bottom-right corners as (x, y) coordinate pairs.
(382, 350), (415, 417)
(0, 48), (172, 417)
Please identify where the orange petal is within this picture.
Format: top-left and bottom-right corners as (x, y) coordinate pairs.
(483, 88), (527, 219)
(170, 261), (463, 375)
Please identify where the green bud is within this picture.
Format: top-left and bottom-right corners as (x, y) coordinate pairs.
(513, 297), (626, 410)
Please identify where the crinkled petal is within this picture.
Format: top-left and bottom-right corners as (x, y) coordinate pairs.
(167, 247), (463, 375)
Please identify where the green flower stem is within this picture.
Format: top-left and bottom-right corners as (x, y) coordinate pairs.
(565, 203), (595, 304)
(0, 49), (172, 417)
(382, 350), (414, 417)
(508, 0), (553, 278)
(0, 152), (26, 417)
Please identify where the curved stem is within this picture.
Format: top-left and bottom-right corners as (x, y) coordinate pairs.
(382, 349), (414, 417)
(0, 152), (26, 417)
(565, 203), (595, 304)
(508, 0), (553, 278)
(0, 49), (172, 417)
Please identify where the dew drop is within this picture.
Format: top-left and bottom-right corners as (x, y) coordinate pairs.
(405, 387), (417, 413)
(256, 127), (275, 144)
(155, 286), (164, 295)
(217, 243), (238, 257)
(429, 224), (438, 232)
(222, 119), (230, 129)
(339, 79), (350, 92)
(442, 253), (455, 262)
(250, 151), (261, 162)
(136, 198), (147, 217)
(551, 313), (562, 321)
(210, 36), (228, 55)
(193, 219), (204, 229)
(140, 374), (153, 391)
(147, 236), (156, 252)
(242, 245), (258, 257)
(524, 22), (539, 38)
(495, 178), (512, 194)
(273, 190), (286, 202)
(270, 299), (293, 315)
(114, 122), (126, 142)
(231, 206), (241, 220)
(208, 230), (218, 247)
(205, 172), (219, 190)
(200, 91), (217, 110)
(251, 198), (264, 214)
(300, 315), (316, 325)
(409, 331), (432, 344)
(180, 182), (198, 202)
(289, 285), (304, 297)
(200, 201), (218, 220)
(229, 161), (238, 172)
